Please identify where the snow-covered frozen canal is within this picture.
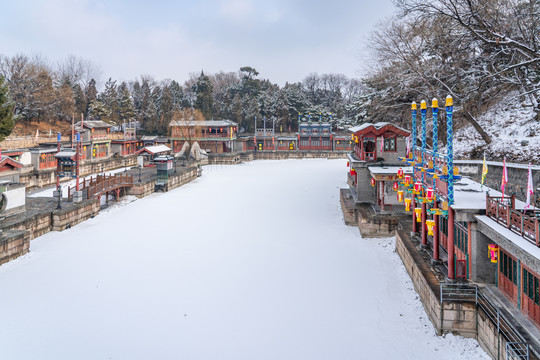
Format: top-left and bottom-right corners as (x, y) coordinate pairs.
(0, 159), (488, 359)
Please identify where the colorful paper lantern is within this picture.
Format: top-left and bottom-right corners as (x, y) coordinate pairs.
(488, 244), (499, 263)
(404, 198), (412, 211)
(426, 187), (434, 201)
(397, 168), (404, 178)
(414, 207), (422, 222)
(414, 181), (423, 192)
(404, 174), (412, 185)
(426, 219), (435, 236)
(397, 190), (404, 202)
(371, 178), (376, 187)
(393, 181), (399, 191)
(347, 161), (349, 168)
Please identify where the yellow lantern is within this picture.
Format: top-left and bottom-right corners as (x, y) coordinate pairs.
(414, 207), (422, 222)
(397, 190), (404, 202)
(404, 198), (412, 211)
(426, 219), (435, 236)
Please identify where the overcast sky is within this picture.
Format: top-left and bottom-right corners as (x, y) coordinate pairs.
(0, 0), (397, 86)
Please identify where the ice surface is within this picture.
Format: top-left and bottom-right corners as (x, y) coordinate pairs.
(0, 160), (489, 360)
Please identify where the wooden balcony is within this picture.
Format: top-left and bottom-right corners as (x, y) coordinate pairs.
(486, 194), (540, 246)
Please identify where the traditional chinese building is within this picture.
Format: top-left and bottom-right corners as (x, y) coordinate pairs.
(30, 147), (58, 171)
(73, 120), (112, 159)
(111, 123), (141, 157)
(169, 120), (237, 154)
(298, 121), (333, 151)
(136, 144), (172, 165)
(0, 152), (24, 183)
(347, 122), (411, 206)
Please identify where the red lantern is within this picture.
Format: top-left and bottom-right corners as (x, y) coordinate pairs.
(426, 187), (434, 201)
(397, 168), (404, 178)
(414, 181), (422, 192)
(347, 161), (349, 168)
(393, 181), (399, 191)
(371, 178), (376, 187)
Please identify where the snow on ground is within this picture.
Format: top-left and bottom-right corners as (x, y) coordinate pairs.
(0, 160), (489, 360)
(454, 92), (539, 162)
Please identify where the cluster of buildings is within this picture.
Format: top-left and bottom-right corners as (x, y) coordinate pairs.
(1, 117), (354, 183)
(345, 97), (540, 333)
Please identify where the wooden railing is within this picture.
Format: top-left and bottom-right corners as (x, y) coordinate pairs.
(486, 194), (540, 246)
(68, 174), (134, 200)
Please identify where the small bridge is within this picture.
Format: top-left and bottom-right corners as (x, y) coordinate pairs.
(68, 174), (134, 203)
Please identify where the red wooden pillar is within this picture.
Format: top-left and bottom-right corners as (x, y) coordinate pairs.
(360, 137), (365, 161)
(448, 208), (455, 280)
(421, 202), (427, 246)
(433, 212), (440, 261)
(412, 195), (418, 232)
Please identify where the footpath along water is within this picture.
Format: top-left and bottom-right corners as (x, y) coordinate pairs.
(0, 159), (489, 360)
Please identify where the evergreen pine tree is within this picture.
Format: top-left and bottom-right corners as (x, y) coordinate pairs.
(193, 71), (213, 120)
(73, 84), (86, 117)
(169, 80), (185, 110)
(117, 82), (135, 124)
(231, 94), (243, 128)
(85, 79), (98, 117)
(102, 78), (119, 124)
(0, 75), (15, 141)
(88, 99), (108, 120)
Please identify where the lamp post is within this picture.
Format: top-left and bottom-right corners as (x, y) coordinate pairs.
(138, 166), (141, 183)
(182, 155), (186, 167)
(56, 185), (62, 210)
(174, 159), (177, 173)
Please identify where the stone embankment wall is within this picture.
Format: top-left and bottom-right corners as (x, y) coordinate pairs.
(1, 199), (100, 239)
(51, 199), (100, 231)
(207, 151), (347, 165)
(395, 230), (477, 337)
(0, 231), (28, 266)
(339, 189), (357, 226)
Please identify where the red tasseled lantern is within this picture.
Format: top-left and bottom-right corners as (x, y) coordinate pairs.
(404, 174), (411, 185)
(393, 181), (399, 191)
(427, 187), (436, 201)
(347, 161), (350, 168)
(397, 168), (404, 178)
(414, 181), (422, 192)
(371, 178), (376, 187)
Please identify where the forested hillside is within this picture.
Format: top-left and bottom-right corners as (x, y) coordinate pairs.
(357, 0), (539, 161)
(0, 56), (364, 139)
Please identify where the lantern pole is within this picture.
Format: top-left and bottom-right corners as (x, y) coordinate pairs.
(432, 98), (439, 156)
(420, 100), (427, 185)
(76, 132), (81, 191)
(446, 95), (454, 205)
(432, 98), (439, 200)
(411, 102), (418, 233)
(56, 132), (62, 209)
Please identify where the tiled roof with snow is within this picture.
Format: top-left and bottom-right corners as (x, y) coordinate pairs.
(368, 166), (413, 175)
(137, 145), (171, 155)
(169, 120), (237, 127)
(349, 122), (410, 136)
(73, 120), (112, 129)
